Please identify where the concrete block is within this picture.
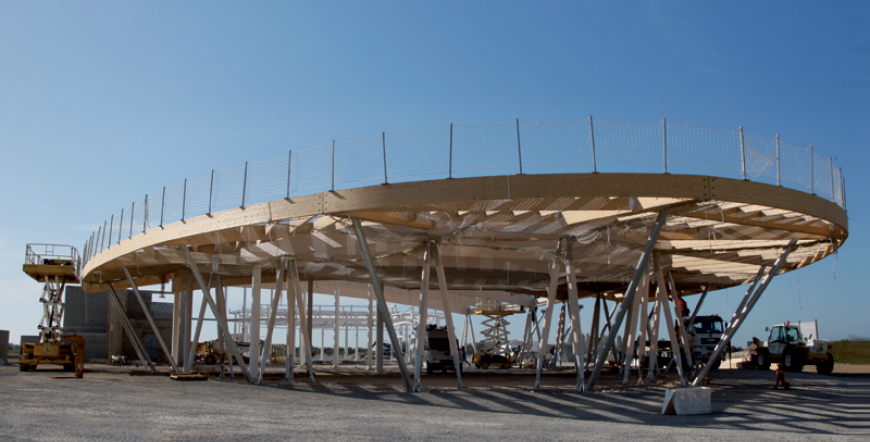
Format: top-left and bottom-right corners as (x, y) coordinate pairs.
(0, 330), (8, 365)
(662, 387), (712, 415)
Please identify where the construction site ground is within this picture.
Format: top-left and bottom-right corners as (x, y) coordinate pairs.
(0, 358), (866, 441)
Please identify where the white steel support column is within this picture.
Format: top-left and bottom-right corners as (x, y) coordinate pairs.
(182, 274), (193, 373)
(468, 316), (478, 355)
(413, 242), (432, 392)
(535, 239), (562, 390)
(188, 284), (210, 370)
(693, 240), (797, 385)
(181, 248), (253, 383)
(586, 206), (669, 393)
(669, 271), (693, 369)
(367, 284), (373, 370)
(286, 269), (296, 381)
(564, 240), (586, 392)
(333, 282), (340, 368)
(351, 216), (413, 392)
(123, 267), (179, 373)
(288, 260), (316, 384)
(376, 299), (384, 374)
(355, 326), (359, 361)
(636, 272), (650, 385)
(622, 269), (644, 385)
(260, 258), (286, 384)
(654, 255), (686, 386)
(106, 284), (156, 373)
(517, 308), (531, 368)
(249, 264), (262, 376)
(647, 298), (661, 380)
(433, 242), (463, 390)
(216, 276), (234, 379)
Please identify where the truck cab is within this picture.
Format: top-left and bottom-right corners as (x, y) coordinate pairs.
(689, 315), (726, 368)
(424, 325), (460, 374)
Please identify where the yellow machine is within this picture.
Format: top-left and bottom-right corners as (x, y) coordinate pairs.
(19, 244), (82, 374)
(472, 305), (520, 369)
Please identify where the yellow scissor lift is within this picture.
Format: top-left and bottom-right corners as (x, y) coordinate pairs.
(19, 244), (84, 376)
(471, 305), (522, 369)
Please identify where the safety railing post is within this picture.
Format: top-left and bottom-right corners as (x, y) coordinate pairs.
(830, 158), (835, 203)
(331, 140), (336, 191)
(129, 202), (134, 239)
(143, 195), (148, 233)
(208, 170), (214, 215)
(101, 221), (107, 251)
(663, 118), (668, 174)
(241, 162), (248, 208)
(516, 119), (523, 175)
(842, 175), (847, 211)
(590, 116), (597, 173)
(810, 145), (814, 195)
(181, 179), (187, 221)
(448, 123), (454, 179)
(159, 186), (166, 228)
(110, 213), (116, 246)
(286, 150), (292, 198)
(776, 134), (781, 186)
(739, 126), (746, 180)
(95, 227), (101, 255)
(382, 132), (388, 184)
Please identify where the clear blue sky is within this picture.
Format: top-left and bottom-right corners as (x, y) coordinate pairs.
(1, 2), (867, 349)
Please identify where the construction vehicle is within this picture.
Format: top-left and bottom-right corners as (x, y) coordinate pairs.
(423, 324), (461, 374)
(751, 322), (834, 374)
(643, 315), (727, 370)
(471, 304), (519, 370)
(195, 340), (226, 365)
(19, 244), (84, 376)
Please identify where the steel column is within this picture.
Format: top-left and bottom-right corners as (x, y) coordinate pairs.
(564, 240), (586, 392)
(654, 255), (686, 386)
(585, 206), (669, 393)
(433, 242), (463, 390)
(350, 216), (413, 392)
(413, 242), (432, 392)
(535, 239), (562, 390)
(693, 240), (797, 385)
(106, 284), (156, 373)
(260, 258), (286, 384)
(182, 248), (253, 383)
(288, 260), (316, 384)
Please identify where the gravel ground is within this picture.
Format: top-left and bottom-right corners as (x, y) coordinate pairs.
(0, 362), (865, 441)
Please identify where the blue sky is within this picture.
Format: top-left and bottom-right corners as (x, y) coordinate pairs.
(1, 2), (867, 349)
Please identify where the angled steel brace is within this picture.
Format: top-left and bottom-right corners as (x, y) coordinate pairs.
(182, 247), (253, 384)
(413, 242), (432, 392)
(106, 283), (156, 373)
(123, 267), (179, 373)
(535, 238), (562, 390)
(350, 217), (413, 392)
(259, 256), (286, 384)
(693, 239), (797, 386)
(585, 206), (669, 393)
(433, 242), (463, 390)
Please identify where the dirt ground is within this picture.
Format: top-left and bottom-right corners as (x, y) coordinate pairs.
(1, 357), (866, 441)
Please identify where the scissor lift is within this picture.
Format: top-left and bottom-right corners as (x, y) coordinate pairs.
(19, 244), (84, 376)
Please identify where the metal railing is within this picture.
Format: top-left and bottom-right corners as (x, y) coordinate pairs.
(82, 117), (846, 267)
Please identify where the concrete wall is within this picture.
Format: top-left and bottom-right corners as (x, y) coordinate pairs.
(63, 287), (173, 364)
(63, 286), (110, 362)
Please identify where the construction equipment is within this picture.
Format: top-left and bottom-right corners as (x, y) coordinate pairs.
(751, 322), (834, 374)
(471, 304), (519, 369)
(19, 244), (81, 373)
(195, 340), (226, 365)
(423, 324), (461, 374)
